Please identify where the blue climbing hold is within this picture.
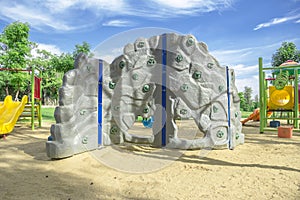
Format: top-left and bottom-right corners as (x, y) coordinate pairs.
(142, 116), (154, 128)
(47, 135), (53, 141)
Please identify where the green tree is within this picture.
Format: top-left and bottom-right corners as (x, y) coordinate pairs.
(243, 86), (253, 111)
(50, 53), (74, 73)
(238, 92), (246, 111)
(73, 41), (93, 59)
(272, 42), (300, 67)
(0, 21), (33, 100)
(51, 42), (92, 74)
(30, 49), (62, 105)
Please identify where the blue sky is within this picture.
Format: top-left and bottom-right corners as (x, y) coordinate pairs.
(0, 0), (300, 96)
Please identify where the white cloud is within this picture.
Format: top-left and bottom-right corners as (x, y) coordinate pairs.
(31, 43), (63, 57)
(37, 44), (63, 55)
(0, 0), (235, 31)
(254, 13), (300, 30)
(235, 75), (259, 96)
(102, 20), (135, 27)
(149, 0), (234, 14)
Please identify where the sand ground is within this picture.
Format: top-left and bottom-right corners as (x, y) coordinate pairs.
(0, 120), (299, 200)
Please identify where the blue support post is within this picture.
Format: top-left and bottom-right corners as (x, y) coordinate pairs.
(98, 60), (103, 146)
(226, 66), (233, 150)
(161, 33), (167, 146)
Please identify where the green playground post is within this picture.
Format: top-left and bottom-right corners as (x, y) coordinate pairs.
(31, 66), (35, 130)
(294, 69), (299, 129)
(259, 57), (266, 133)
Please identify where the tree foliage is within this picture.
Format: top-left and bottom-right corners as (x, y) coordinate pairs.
(0, 21), (92, 104)
(0, 21), (32, 100)
(272, 42), (300, 67)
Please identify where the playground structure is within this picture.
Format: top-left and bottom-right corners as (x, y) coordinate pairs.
(259, 58), (300, 133)
(46, 33), (244, 159)
(0, 66), (42, 135)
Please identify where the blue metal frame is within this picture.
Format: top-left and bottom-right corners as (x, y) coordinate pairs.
(226, 66), (232, 149)
(98, 59), (103, 145)
(162, 33), (167, 146)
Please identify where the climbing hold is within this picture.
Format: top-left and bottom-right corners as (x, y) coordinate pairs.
(216, 130), (224, 138)
(213, 105), (218, 113)
(47, 135), (53, 141)
(82, 136), (88, 144)
(137, 41), (145, 48)
(142, 84), (150, 93)
(109, 81), (116, 89)
(110, 125), (119, 135)
(119, 61), (126, 69)
(80, 110), (86, 115)
(186, 37), (195, 46)
(207, 63), (214, 69)
(192, 71), (201, 79)
(180, 109), (187, 115)
(113, 105), (120, 111)
(86, 65), (91, 72)
(132, 73), (139, 80)
(180, 84), (189, 92)
(235, 112), (239, 118)
(143, 107), (149, 113)
(218, 85), (224, 92)
(175, 54), (183, 63)
(142, 116), (154, 128)
(236, 133), (239, 140)
(147, 56), (156, 66)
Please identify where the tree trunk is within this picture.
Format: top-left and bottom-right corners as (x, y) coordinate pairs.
(14, 90), (20, 101)
(5, 86), (9, 96)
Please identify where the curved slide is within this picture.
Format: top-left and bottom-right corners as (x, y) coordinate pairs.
(241, 108), (272, 125)
(0, 95), (28, 135)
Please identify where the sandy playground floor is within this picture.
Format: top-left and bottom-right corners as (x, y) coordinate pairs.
(0, 120), (300, 200)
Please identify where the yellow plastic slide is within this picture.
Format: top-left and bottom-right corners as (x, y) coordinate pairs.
(0, 95), (28, 135)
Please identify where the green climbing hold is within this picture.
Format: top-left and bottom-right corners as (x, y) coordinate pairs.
(175, 54), (183, 63)
(86, 65), (91, 72)
(216, 130), (224, 138)
(235, 112), (239, 118)
(147, 57), (156, 66)
(142, 84), (150, 93)
(236, 133), (239, 140)
(207, 63), (214, 69)
(192, 71), (201, 79)
(213, 105), (218, 113)
(109, 81), (116, 89)
(186, 37), (195, 46)
(82, 136), (88, 144)
(143, 107), (149, 113)
(137, 41), (145, 48)
(180, 109), (187, 115)
(132, 73), (138, 80)
(119, 61), (126, 69)
(80, 110), (86, 115)
(110, 125), (119, 135)
(114, 105), (120, 111)
(180, 84), (188, 92)
(218, 85), (224, 92)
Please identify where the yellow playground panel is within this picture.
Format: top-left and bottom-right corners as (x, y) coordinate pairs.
(268, 85), (294, 110)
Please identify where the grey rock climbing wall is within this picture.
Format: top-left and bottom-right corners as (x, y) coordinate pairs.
(46, 33), (244, 159)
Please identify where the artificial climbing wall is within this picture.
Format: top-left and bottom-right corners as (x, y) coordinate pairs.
(46, 33), (244, 159)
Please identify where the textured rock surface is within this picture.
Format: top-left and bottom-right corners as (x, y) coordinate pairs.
(46, 33), (244, 158)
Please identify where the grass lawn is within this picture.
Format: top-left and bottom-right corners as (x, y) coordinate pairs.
(42, 107), (55, 122)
